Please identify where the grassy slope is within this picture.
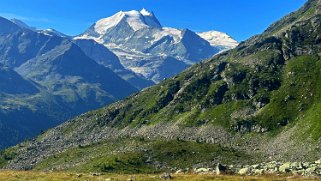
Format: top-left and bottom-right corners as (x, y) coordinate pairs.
(257, 55), (321, 130)
(34, 139), (253, 173)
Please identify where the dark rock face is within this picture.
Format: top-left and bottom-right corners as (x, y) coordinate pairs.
(0, 17), (20, 34)
(0, 66), (38, 94)
(73, 39), (154, 90)
(181, 29), (219, 62)
(73, 39), (123, 70)
(216, 163), (228, 175)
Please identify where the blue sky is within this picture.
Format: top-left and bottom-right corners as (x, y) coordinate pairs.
(0, 0), (307, 41)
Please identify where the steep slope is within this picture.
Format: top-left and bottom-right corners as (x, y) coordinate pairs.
(3, 0), (321, 173)
(0, 65), (38, 94)
(38, 29), (69, 38)
(76, 9), (234, 82)
(73, 39), (154, 89)
(0, 17), (66, 68)
(0, 17), (139, 149)
(10, 19), (36, 31)
(0, 65), (51, 148)
(8, 17), (154, 90)
(197, 31), (238, 49)
(16, 41), (138, 111)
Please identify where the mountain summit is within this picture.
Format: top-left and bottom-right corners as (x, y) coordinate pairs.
(76, 9), (237, 82)
(93, 9), (161, 34)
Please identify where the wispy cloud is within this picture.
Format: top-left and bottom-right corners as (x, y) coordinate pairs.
(0, 13), (49, 22)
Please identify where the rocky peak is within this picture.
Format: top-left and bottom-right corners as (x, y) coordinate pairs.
(92, 9), (162, 35)
(0, 16), (21, 34)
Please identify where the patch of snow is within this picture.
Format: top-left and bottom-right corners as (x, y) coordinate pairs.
(124, 10), (150, 31)
(74, 34), (104, 44)
(197, 31), (238, 49)
(152, 27), (183, 44)
(94, 11), (126, 34)
(39, 28), (68, 37)
(140, 8), (152, 16)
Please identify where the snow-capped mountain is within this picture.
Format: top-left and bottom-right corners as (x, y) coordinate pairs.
(39, 28), (69, 37)
(76, 9), (236, 82)
(93, 8), (161, 34)
(8, 17), (154, 89)
(197, 31), (238, 49)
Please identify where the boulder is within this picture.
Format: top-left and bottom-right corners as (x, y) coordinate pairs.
(292, 170), (304, 176)
(91, 173), (101, 176)
(305, 166), (317, 175)
(216, 163), (227, 175)
(279, 162), (291, 173)
(254, 169), (264, 175)
(251, 164), (260, 169)
(316, 169), (321, 175)
(315, 159), (321, 164)
(290, 162), (303, 170)
(302, 162), (310, 169)
(195, 168), (212, 174)
(160, 173), (172, 180)
(175, 169), (184, 174)
(238, 168), (249, 175)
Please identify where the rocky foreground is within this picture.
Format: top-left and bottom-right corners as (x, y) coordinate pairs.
(191, 159), (321, 177)
(0, 171), (316, 181)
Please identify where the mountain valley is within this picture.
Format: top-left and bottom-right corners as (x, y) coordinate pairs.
(0, 10), (236, 149)
(1, 0), (320, 177)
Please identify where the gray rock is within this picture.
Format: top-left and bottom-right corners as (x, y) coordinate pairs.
(195, 167), (212, 174)
(216, 163), (227, 175)
(160, 173), (172, 180)
(290, 162), (303, 170)
(238, 167), (249, 175)
(279, 162), (291, 173)
(315, 159), (321, 164)
(91, 172), (101, 176)
(253, 169), (264, 175)
(305, 166), (316, 175)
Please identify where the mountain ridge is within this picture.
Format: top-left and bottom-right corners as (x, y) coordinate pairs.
(76, 9), (237, 82)
(0, 17), (140, 149)
(0, 11), (237, 149)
